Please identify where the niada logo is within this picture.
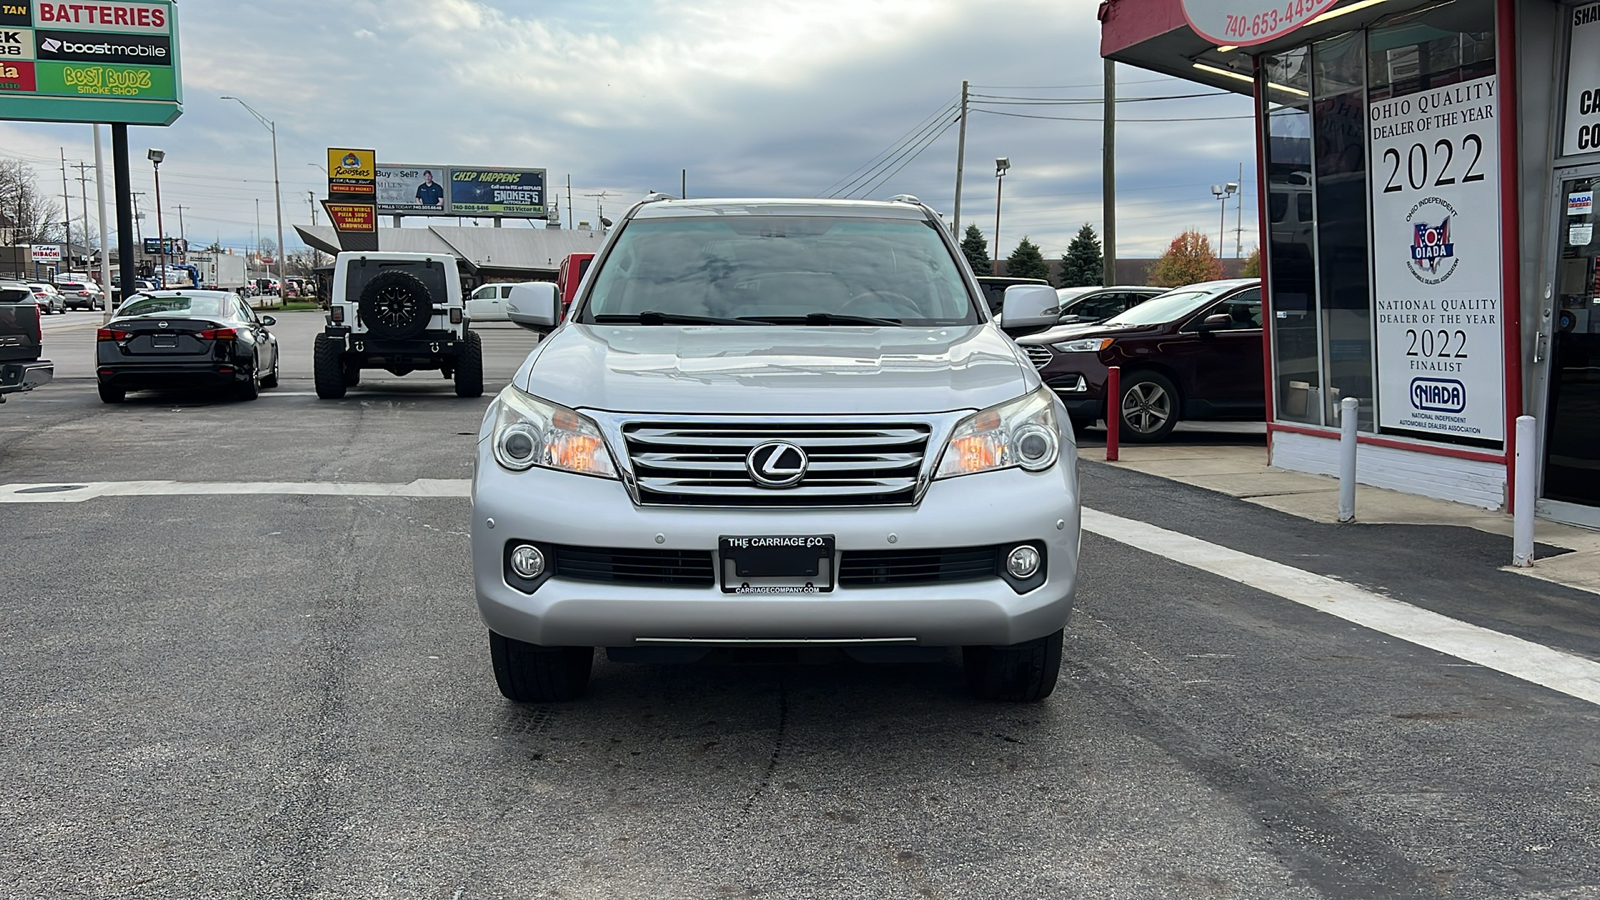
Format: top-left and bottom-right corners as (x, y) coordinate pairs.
(1404, 196), (1460, 285)
(1410, 377), (1466, 414)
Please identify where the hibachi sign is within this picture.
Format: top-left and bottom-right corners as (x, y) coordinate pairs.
(0, 0), (181, 126)
(1181, 0), (1339, 47)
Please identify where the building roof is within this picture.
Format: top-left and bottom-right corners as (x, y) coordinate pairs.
(294, 225), (607, 275)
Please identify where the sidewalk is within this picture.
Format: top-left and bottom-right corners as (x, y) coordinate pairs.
(1094, 441), (1600, 597)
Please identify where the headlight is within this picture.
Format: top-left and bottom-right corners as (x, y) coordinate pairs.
(489, 385), (617, 478)
(935, 387), (1061, 479)
(1052, 337), (1114, 353)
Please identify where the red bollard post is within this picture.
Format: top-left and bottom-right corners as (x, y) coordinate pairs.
(1105, 366), (1120, 462)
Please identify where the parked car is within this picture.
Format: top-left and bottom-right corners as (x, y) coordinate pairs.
(1015, 279), (1263, 442)
(1004, 285), (1170, 338)
(0, 281), (52, 402)
(55, 279), (103, 311)
(95, 290), (280, 403)
(27, 282), (62, 315)
(557, 252), (594, 319)
(466, 282), (529, 322)
(974, 275), (1051, 316)
(474, 195), (1080, 704)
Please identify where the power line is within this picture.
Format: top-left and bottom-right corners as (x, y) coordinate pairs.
(853, 113), (963, 199)
(819, 97), (957, 198)
(968, 91), (1233, 104)
(829, 106), (960, 199)
(970, 108), (1254, 122)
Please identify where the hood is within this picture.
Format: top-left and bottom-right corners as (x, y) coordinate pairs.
(517, 324), (1035, 415)
(1014, 320), (1158, 346)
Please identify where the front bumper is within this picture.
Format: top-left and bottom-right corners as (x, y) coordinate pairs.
(0, 359), (53, 395)
(472, 448), (1081, 649)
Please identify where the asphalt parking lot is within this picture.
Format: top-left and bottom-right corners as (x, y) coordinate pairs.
(5, 312), (1600, 898)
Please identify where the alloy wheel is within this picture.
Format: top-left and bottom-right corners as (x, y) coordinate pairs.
(1121, 382), (1171, 434)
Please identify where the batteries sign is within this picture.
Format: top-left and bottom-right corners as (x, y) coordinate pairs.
(0, 0), (179, 125)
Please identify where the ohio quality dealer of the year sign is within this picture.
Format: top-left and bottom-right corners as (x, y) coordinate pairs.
(0, 0), (181, 126)
(1368, 73), (1506, 444)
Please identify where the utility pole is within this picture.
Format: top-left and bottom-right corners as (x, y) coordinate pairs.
(59, 148), (71, 267)
(175, 204), (186, 249)
(1235, 161), (1244, 258)
(566, 175), (573, 231)
(1102, 59), (1117, 287)
(131, 192), (144, 244)
(681, 168), (686, 199)
(72, 162), (91, 272)
(952, 79), (968, 236)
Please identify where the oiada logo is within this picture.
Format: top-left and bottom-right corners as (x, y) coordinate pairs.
(746, 441), (808, 488)
(1404, 196), (1460, 285)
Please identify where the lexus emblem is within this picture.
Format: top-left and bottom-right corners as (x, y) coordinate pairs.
(746, 441), (808, 488)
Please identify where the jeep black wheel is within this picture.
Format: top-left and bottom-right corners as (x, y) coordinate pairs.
(963, 628), (1064, 702)
(455, 330), (484, 398)
(357, 269), (433, 341)
(489, 631), (593, 703)
(313, 333), (347, 399)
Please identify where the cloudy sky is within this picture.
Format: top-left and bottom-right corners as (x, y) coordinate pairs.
(0, 0), (1259, 262)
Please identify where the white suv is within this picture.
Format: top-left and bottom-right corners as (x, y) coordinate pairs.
(472, 196), (1080, 703)
(314, 251), (482, 398)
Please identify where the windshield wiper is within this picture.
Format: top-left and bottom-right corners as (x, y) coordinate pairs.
(740, 313), (904, 327)
(593, 311), (762, 326)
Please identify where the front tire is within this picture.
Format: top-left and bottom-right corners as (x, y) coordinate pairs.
(963, 628), (1064, 701)
(1118, 371), (1180, 443)
(489, 631), (593, 703)
(455, 330), (484, 398)
(313, 333), (347, 399)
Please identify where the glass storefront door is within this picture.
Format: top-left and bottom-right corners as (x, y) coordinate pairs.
(1542, 174), (1600, 509)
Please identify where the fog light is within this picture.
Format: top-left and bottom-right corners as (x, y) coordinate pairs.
(1013, 423), (1058, 471)
(509, 544), (545, 579)
(1006, 545), (1041, 579)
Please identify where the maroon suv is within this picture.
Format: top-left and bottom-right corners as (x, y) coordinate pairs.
(1014, 279), (1263, 442)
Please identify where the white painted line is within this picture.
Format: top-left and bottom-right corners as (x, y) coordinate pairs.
(0, 479), (470, 503)
(1082, 507), (1600, 708)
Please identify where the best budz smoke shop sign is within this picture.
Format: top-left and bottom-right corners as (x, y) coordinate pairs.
(0, 1), (181, 125)
(1369, 75), (1506, 444)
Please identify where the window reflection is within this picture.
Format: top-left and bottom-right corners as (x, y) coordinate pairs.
(1263, 48), (1321, 424)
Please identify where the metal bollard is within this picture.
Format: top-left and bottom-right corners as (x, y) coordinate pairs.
(1338, 396), (1358, 523)
(1513, 415), (1536, 567)
(1105, 366), (1120, 462)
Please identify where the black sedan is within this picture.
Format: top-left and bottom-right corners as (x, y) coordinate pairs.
(96, 291), (280, 404)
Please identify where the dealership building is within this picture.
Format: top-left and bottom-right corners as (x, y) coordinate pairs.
(1101, 0), (1600, 525)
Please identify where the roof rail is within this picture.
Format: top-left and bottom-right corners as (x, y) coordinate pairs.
(641, 192), (678, 203)
(887, 194), (922, 205)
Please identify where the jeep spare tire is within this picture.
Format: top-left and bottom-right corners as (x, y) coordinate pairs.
(358, 269), (433, 341)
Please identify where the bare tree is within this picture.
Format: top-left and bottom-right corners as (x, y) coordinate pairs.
(0, 159), (64, 244)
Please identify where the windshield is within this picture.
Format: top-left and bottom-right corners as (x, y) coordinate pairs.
(580, 216), (979, 326)
(118, 295), (230, 319)
(1102, 289), (1212, 327)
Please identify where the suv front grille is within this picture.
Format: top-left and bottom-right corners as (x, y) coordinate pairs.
(623, 422), (932, 507)
(550, 545), (715, 586)
(839, 546), (1000, 586)
(1024, 346), (1053, 370)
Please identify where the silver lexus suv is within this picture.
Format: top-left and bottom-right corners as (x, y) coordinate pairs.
(472, 196), (1081, 702)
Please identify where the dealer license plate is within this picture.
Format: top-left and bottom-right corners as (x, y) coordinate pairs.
(718, 535), (835, 594)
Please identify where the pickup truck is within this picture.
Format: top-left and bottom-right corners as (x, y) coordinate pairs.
(0, 281), (54, 402)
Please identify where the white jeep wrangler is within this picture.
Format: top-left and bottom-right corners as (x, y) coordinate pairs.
(314, 251), (483, 399)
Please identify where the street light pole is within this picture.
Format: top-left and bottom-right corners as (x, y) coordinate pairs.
(992, 157), (1010, 273)
(148, 149), (165, 288)
(1211, 182), (1238, 259)
(222, 96), (285, 305)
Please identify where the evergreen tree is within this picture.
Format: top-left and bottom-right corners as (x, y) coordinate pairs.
(1057, 224), (1104, 287)
(960, 223), (991, 276)
(1148, 230), (1224, 287)
(1005, 236), (1050, 281)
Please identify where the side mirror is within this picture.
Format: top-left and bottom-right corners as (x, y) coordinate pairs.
(1198, 313), (1231, 331)
(506, 282), (560, 332)
(260, 315), (276, 326)
(999, 285), (1058, 330)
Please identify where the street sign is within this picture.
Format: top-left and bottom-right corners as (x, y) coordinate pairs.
(30, 244), (60, 262)
(327, 148), (376, 199)
(0, 0), (181, 126)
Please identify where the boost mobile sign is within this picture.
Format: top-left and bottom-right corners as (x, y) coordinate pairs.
(1368, 74), (1505, 443)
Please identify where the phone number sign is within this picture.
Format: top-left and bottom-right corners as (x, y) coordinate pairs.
(0, 0), (180, 125)
(1181, 0), (1338, 46)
